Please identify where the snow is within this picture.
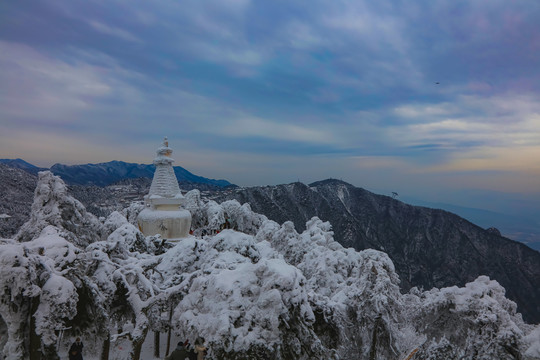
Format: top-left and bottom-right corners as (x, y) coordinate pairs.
(1, 171), (539, 359)
(171, 236), (322, 358)
(148, 141), (182, 200)
(102, 210), (129, 237)
(15, 171), (102, 247)
(525, 326), (540, 357)
(34, 274), (78, 346)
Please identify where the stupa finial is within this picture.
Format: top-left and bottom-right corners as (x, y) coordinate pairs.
(155, 136), (173, 162)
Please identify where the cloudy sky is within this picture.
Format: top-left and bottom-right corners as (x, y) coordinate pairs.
(1, 0), (539, 213)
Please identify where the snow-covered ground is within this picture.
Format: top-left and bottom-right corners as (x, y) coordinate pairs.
(1, 171), (539, 360)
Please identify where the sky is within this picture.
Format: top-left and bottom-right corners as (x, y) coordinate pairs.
(1, 0), (540, 215)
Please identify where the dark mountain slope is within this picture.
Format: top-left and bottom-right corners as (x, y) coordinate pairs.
(213, 179), (540, 324)
(0, 164), (37, 238)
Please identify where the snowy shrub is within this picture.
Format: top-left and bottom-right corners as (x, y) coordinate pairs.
(157, 237), (207, 287)
(208, 230), (262, 264)
(203, 200), (225, 231)
(31, 226), (80, 270)
(265, 221), (303, 265)
(254, 219), (281, 243)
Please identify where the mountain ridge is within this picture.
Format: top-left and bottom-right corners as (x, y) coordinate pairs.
(50, 160), (234, 187)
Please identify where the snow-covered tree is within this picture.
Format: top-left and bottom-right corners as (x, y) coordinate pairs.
(0, 226), (91, 360)
(186, 193), (267, 236)
(2, 175), (540, 360)
(261, 217), (415, 359)
(0, 238), (43, 359)
(86, 214), (162, 360)
(220, 200), (267, 235)
(163, 230), (335, 359)
(15, 171), (102, 247)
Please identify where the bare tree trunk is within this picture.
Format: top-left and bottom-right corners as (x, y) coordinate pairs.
(154, 331), (160, 358)
(130, 328), (148, 360)
(166, 326), (172, 356)
(29, 297), (41, 360)
(165, 305), (173, 356)
(100, 332), (110, 360)
(369, 316), (380, 360)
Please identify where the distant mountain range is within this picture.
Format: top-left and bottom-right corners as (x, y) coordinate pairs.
(0, 158), (234, 187)
(211, 179), (540, 323)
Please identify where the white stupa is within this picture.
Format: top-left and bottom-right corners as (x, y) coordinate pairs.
(137, 137), (192, 240)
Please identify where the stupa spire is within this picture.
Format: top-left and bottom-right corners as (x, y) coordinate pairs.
(149, 137), (181, 198)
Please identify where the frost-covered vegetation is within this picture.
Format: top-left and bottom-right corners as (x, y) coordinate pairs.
(1, 172), (539, 360)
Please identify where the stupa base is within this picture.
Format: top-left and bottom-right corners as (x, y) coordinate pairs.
(137, 208), (192, 239)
